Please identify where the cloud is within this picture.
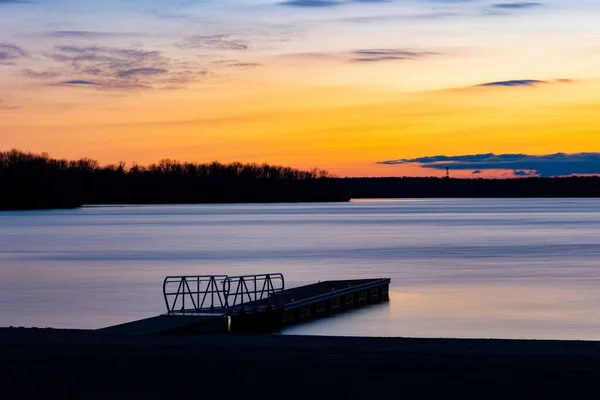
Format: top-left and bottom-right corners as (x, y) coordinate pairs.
(42, 45), (206, 90)
(281, 48), (440, 64)
(0, 100), (22, 110)
(116, 68), (167, 77)
(492, 2), (542, 9)
(352, 49), (439, 62)
(345, 12), (459, 23)
(280, 0), (342, 7)
(22, 69), (62, 79)
(59, 80), (98, 86)
(211, 59), (261, 69)
(47, 31), (139, 38)
(467, 79), (572, 89)
(478, 79), (544, 87)
(0, 43), (27, 65)
(313, 1), (542, 19)
(279, 0), (391, 6)
(378, 153), (600, 177)
(177, 35), (249, 51)
(513, 170), (537, 177)
(486, 2), (543, 15)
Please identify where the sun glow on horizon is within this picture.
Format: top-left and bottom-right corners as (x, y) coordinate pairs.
(2, 0), (600, 177)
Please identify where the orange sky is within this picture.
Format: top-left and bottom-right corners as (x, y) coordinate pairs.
(2, 0), (600, 177)
(2, 79), (600, 177)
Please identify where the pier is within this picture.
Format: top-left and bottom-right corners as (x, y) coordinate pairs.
(101, 273), (390, 334)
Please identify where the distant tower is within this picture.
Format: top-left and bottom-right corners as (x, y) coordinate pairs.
(445, 166), (450, 179)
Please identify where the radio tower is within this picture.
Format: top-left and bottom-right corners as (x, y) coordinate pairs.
(445, 166), (450, 179)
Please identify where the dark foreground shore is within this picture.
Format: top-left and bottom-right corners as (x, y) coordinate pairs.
(2, 328), (600, 398)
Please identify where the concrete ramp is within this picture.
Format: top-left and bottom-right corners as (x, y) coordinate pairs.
(99, 314), (229, 335)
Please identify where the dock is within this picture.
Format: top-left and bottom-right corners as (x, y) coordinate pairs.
(101, 274), (390, 334)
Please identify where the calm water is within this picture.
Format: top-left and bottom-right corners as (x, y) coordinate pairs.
(2, 199), (600, 340)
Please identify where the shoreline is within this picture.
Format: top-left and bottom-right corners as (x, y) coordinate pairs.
(5, 196), (600, 212)
(0, 198), (350, 211)
(2, 327), (600, 396)
(6, 196), (600, 212)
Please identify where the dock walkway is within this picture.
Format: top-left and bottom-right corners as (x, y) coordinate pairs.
(101, 274), (390, 334)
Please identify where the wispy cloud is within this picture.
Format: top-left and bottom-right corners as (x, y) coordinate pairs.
(280, 0), (391, 7)
(492, 2), (542, 9)
(0, 43), (27, 65)
(345, 12), (459, 24)
(41, 45), (206, 90)
(59, 79), (98, 86)
(47, 31), (141, 39)
(211, 59), (261, 69)
(352, 49), (439, 62)
(0, 100), (22, 110)
(475, 79), (571, 88)
(378, 153), (600, 177)
(478, 79), (544, 87)
(22, 69), (62, 79)
(486, 2), (543, 15)
(116, 68), (167, 78)
(176, 35), (249, 51)
(279, 0), (342, 7)
(281, 48), (441, 64)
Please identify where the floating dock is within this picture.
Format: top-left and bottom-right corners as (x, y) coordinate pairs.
(101, 274), (390, 335)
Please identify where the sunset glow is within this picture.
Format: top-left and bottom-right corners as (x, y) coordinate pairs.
(2, 0), (600, 177)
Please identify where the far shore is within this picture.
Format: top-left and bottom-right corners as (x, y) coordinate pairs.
(2, 327), (599, 397)
(6, 194), (600, 212)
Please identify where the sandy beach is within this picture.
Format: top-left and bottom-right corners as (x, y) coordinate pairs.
(2, 327), (600, 398)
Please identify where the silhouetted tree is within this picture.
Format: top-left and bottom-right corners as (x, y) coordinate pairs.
(0, 150), (346, 210)
(4, 149), (600, 211)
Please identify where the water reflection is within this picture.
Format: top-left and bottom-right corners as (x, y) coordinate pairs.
(283, 286), (600, 340)
(1, 199), (600, 339)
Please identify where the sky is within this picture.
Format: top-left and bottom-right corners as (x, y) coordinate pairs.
(1, 0), (600, 177)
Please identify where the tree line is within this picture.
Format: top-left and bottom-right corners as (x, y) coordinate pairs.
(3, 149), (600, 210)
(0, 150), (346, 209)
(347, 176), (600, 198)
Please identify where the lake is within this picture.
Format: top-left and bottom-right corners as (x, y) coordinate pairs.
(1, 198), (600, 340)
